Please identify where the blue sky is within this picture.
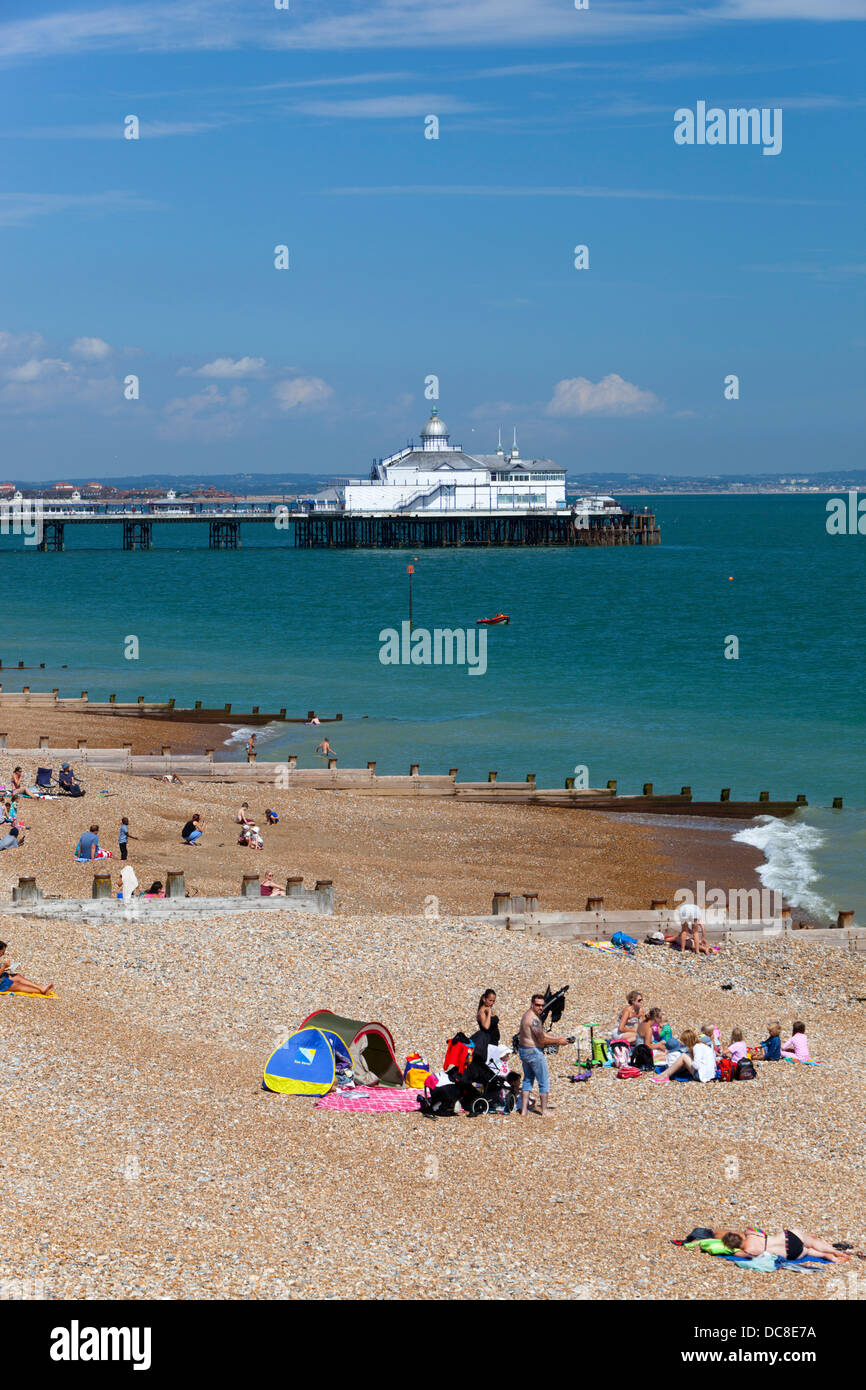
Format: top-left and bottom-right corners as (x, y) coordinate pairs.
(0, 0), (863, 480)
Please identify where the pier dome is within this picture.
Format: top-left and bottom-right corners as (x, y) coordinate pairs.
(420, 407), (450, 450)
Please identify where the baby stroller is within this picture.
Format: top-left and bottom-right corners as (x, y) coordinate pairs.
(421, 1032), (517, 1117)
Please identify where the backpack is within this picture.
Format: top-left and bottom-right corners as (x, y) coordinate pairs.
(736, 1057), (757, 1081)
(443, 1035), (473, 1075)
(611, 1041), (632, 1068)
(611, 931), (638, 955)
(718, 1057), (734, 1083)
(616, 1065), (641, 1079)
(630, 1042), (655, 1071)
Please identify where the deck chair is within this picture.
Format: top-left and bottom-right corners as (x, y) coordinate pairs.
(35, 767), (58, 792)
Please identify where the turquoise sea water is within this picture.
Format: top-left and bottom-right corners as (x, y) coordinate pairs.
(2, 495), (864, 918)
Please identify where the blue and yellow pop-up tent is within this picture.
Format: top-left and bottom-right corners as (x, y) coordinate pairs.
(263, 1010), (403, 1095)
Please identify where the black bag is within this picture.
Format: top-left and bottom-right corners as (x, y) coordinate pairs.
(736, 1057), (757, 1081)
(630, 1042), (655, 1071)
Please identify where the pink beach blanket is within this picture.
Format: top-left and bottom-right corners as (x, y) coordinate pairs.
(315, 1089), (421, 1114)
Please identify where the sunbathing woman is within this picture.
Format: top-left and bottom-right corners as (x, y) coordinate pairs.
(653, 1029), (716, 1084)
(615, 989), (645, 1041)
(260, 871), (286, 897)
(715, 1227), (852, 1264)
(0, 940), (53, 996)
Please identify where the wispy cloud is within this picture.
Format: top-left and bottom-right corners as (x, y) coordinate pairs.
(2, 0), (861, 71)
(2, 119), (231, 140)
(272, 377), (334, 411)
(293, 93), (483, 119)
(0, 191), (160, 227)
(180, 356), (267, 379)
(323, 184), (839, 207)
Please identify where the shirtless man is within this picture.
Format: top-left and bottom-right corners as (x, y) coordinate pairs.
(316, 738), (335, 760)
(517, 993), (572, 1117)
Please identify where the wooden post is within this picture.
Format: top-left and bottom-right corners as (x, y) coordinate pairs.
(327, 757), (337, 770)
(285, 876), (305, 897)
(758, 791), (769, 802)
(195, 700), (202, 710)
(720, 788), (731, 802)
(161, 745), (171, 758)
(525, 773), (536, 788)
(52, 689), (59, 698)
(0, 733), (6, 751)
(492, 891), (511, 915)
(781, 906), (792, 927)
(224, 704), (231, 714)
(833, 797), (843, 809)
(410, 763), (419, 776)
(248, 751), (257, 764)
(38, 736), (49, 750)
(565, 776), (575, 789)
(279, 708), (286, 719)
(607, 779), (617, 793)
(642, 783), (653, 796)
(307, 710), (315, 722)
(796, 794), (807, 805)
(168, 698), (175, 709)
(205, 748), (215, 761)
(77, 738), (87, 751)
(285, 754), (297, 771)
(448, 767), (458, 779)
(22, 685), (30, 694)
(14, 876), (40, 903)
(122, 742), (133, 758)
(524, 891), (539, 917)
(241, 874), (260, 898)
(252, 706), (260, 715)
(680, 786), (692, 798)
(81, 691), (88, 701)
(137, 696), (144, 705)
(367, 760), (377, 774)
(651, 899), (667, 911)
(586, 896), (603, 911)
(315, 879), (335, 912)
(488, 771), (497, 783)
(165, 870), (186, 899)
(109, 693), (116, 703)
(92, 871), (112, 899)
(836, 910), (855, 930)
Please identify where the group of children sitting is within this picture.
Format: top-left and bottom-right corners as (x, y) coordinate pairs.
(613, 991), (810, 1083)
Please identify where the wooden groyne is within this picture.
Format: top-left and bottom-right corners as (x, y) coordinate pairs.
(0, 689), (341, 727)
(0, 738), (837, 820)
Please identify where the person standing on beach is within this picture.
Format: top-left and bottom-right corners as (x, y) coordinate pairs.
(247, 734), (257, 761)
(517, 993), (572, 1118)
(118, 817), (138, 861)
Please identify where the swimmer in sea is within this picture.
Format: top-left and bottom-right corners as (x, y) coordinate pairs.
(316, 738), (335, 760)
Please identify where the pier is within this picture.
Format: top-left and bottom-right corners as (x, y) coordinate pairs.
(21, 503), (659, 550)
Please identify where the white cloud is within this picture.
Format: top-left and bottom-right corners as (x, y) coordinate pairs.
(0, 330), (45, 356)
(547, 374), (661, 417)
(272, 377), (334, 411)
(183, 356), (266, 379)
(160, 383), (249, 440)
(6, 357), (72, 383)
(71, 336), (111, 360)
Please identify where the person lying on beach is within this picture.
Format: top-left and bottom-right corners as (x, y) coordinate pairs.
(154, 773), (184, 785)
(236, 803), (255, 826)
(143, 881), (165, 898)
(615, 989), (645, 1041)
(0, 940), (53, 996)
(0, 827), (23, 850)
(713, 1227), (851, 1264)
(260, 871), (285, 897)
(653, 1030), (716, 1084)
(781, 1020), (810, 1062)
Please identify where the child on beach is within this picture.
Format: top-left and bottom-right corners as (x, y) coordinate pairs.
(758, 1022), (783, 1060)
(724, 1028), (748, 1066)
(118, 817), (138, 861)
(781, 1021), (810, 1062)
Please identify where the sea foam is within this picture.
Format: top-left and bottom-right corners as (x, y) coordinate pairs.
(732, 815), (831, 920)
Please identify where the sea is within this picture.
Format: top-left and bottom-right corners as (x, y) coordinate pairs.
(3, 494), (864, 922)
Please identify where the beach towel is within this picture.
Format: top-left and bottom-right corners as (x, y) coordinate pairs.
(781, 1056), (822, 1066)
(314, 1090), (421, 1114)
(0, 988), (57, 999)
